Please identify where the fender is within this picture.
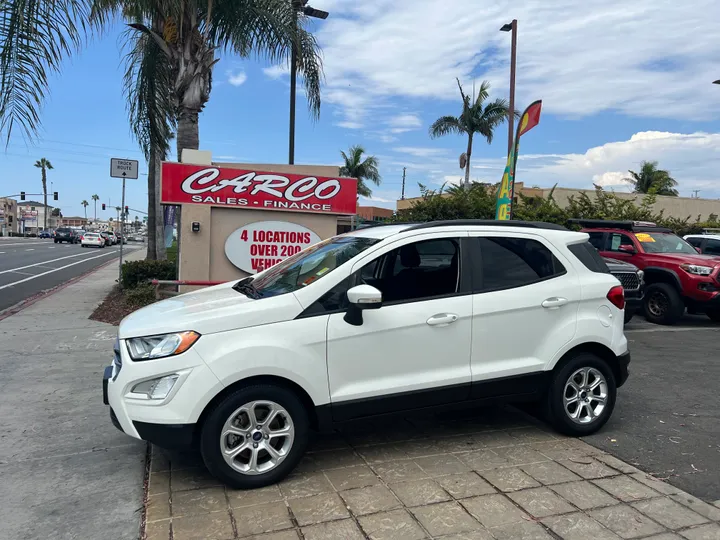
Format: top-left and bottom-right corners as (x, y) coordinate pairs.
(643, 266), (682, 291)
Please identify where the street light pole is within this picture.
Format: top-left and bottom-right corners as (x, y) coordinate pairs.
(288, 1), (328, 165)
(500, 20), (518, 156)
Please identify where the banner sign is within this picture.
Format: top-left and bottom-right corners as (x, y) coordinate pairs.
(161, 162), (357, 215)
(225, 220), (321, 273)
(495, 100), (542, 220)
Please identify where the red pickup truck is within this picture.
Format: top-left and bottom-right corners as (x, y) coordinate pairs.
(574, 220), (720, 325)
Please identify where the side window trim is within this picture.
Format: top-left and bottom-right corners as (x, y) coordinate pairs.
(469, 233), (568, 294)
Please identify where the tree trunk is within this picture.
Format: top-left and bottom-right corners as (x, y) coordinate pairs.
(176, 110), (200, 157)
(464, 134), (473, 187)
(153, 148), (166, 260)
(94, 201), (97, 221)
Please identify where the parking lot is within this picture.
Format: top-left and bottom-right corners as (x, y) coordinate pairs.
(143, 314), (720, 540)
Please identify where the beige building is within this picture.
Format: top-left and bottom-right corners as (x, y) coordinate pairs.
(0, 197), (19, 235)
(397, 183), (720, 221)
(17, 201), (59, 233)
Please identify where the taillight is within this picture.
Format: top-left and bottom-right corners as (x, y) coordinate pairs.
(607, 285), (625, 310)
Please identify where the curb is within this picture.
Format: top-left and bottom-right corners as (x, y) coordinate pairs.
(0, 249), (139, 323)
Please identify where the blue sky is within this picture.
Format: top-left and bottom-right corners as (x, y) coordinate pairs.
(2, 0), (720, 220)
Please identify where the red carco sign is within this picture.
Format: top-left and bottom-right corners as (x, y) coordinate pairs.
(161, 162), (357, 215)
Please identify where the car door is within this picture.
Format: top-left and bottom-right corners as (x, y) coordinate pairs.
(326, 233), (473, 421)
(602, 232), (641, 264)
(703, 238), (720, 256)
(467, 232), (581, 398)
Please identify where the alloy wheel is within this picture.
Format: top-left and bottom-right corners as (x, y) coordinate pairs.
(219, 400), (295, 475)
(563, 367), (608, 424)
(647, 291), (669, 318)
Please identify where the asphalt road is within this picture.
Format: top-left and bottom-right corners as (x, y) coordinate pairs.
(585, 314), (720, 502)
(0, 237), (142, 312)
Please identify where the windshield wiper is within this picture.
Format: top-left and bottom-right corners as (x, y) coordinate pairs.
(232, 278), (262, 299)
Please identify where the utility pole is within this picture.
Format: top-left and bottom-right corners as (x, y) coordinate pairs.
(501, 20), (518, 156)
(401, 167), (407, 200)
(692, 190), (701, 198)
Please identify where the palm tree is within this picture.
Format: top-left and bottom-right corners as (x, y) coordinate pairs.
(81, 200), (89, 219)
(339, 146), (381, 198)
(624, 161), (679, 196)
(429, 79), (512, 187)
(91, 194), (100, 220)
(34, 158), (53, 231)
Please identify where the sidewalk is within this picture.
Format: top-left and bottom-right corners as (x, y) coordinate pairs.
(147, 409), (720, 540)
(0, 248), (147, 540)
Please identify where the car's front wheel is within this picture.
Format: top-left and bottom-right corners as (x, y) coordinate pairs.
(547, 353), (616, 436)
(707, 309), (720, 323)
(200, 384), (309, 489)
(644, 283), (684, 325)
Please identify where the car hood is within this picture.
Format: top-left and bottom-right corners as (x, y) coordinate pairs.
(118, 281), (304, 339)
(603, 258), (639, 272)
(643, 252), (720, 266)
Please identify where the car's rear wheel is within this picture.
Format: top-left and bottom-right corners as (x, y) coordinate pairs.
(547, 353), (616, 436)
(200, 384), (309, 489)
(706, 309), (720, 323)
(643, 283), (684, 325)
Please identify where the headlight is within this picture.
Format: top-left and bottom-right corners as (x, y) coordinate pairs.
(126, 331), (200, 360)
(637, 270), (644, 282)
(679, 264), (714, 276)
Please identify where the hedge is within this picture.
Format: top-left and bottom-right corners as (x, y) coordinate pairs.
(121, 259), (177, 289)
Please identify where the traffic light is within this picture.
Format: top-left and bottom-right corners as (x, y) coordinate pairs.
(53, 191), (58, 201)
(20, 191), (25, 200)
(124, 206), (129, 214)
(102, 203), (106, 210)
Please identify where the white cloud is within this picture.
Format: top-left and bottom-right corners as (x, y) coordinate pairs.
(227, 70), (247, 86)
(315, 0), (720, 123)
(593, 172), (631, 188)
(336, 121), (364, 129)
(263, 64), (290, 79)
(394, 146), (450, 157)
(387, 113), (422, 133)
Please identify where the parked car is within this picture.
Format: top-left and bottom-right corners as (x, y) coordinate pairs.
(38, 230), (53, 239)
(54, 227), (79, 244)
(104, 220), (630, 489)
(684, 234), (720, 257)
(603, 257), (644, 323)
(81, 232), (106, 248)
(99, 232), (112, 246)
(576, 219), (720, 324)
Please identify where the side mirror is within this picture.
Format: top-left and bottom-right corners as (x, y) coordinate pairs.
(618, 244), (636, 254)
(344, 285), (382, 326)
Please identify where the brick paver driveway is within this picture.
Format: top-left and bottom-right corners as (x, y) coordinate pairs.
(145, 407), (720, 540)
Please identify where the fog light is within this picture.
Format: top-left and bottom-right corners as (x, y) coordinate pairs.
(131, 374), (179, 400)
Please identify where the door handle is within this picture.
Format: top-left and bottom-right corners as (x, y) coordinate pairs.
(541, 297), (568, 309)
(426, 313), (459, 326)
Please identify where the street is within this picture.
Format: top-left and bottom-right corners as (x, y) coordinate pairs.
(0, 237), (141, 313)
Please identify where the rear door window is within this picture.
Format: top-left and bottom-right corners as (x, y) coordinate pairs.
(587, 232), (606, 251)
(705, 239), (720, 255)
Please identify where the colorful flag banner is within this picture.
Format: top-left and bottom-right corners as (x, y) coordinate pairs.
(495, 100), (542, 220)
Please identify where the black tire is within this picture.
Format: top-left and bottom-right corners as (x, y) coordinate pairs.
(54, 240), (58, 243)
(546, 353), (617, 436)
(200, 384), (309, 489)
(623, 310), (634, 324)
(707, 310), (720, 323)
(643, 283), (684, 325)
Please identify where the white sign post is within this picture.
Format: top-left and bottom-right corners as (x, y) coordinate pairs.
(110, 158), (139, 285)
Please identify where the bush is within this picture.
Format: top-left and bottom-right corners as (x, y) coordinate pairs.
(121, 259), (176, 289)
(124, 283), (157, 307)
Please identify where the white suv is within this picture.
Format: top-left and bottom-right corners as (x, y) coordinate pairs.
(103, 220), (630, 489)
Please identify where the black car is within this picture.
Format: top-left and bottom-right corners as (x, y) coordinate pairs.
(99, 231), (112, 246)
(604, 257), (644, 323)
(54, 227), (79, 244)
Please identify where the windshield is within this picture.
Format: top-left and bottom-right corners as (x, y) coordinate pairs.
(636, 232), (697, 254)
(240, 236), (380, 298)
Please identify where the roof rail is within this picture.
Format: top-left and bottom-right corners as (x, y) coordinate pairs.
(406, 220), (568, 232)
(568, 219), (672, 233)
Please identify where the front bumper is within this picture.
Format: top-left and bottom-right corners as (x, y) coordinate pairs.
(102, 338), (223, 448)
(616, 351), (630, 388)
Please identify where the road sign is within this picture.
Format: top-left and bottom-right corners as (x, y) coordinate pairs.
(110, 158), (139, 179)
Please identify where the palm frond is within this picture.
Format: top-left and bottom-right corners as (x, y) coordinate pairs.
(122, 21), (175, 160)
(429, 116), (463, 138)
(0, 0), (90, 145)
